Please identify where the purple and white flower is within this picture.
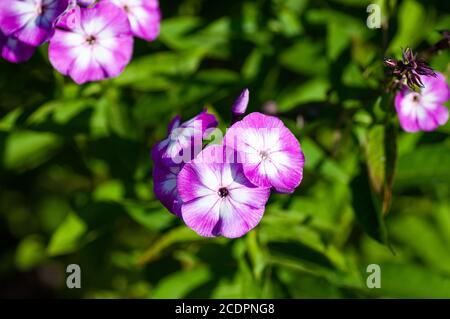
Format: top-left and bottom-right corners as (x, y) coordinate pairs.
(395, 72), (449, 132)
(109, 0), (160, 41)
(151, 110), (218, 216)
(48, 1), (134, 84)
(153, 162), (183, 217)
(0, 31), (35, 63)
(151, 110), (218, 167)
(225, 112), (304, 194)
(0, 0), (69, 46)
(177, 145), (271, 238)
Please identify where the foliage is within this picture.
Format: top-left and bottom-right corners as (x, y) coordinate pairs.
(0, 0), (449, 298)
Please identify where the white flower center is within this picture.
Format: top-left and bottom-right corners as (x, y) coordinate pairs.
(412, 93), (420, 102)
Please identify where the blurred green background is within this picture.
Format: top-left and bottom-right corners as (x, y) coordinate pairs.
(1, 0), (450, 298)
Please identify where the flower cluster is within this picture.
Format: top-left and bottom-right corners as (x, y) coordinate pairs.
(152, 90), (305, 238)
(0, 0), (161, 84)
(384, 48), (436, 91)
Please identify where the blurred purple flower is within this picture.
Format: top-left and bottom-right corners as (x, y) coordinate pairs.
(0, 0), (69, 46)
(109, 0), (160, 41)
(0, 31), (35, 63)
(395, 72), (449, 132)
(151, 110), (218, 216)
(151, 110), (218, 167)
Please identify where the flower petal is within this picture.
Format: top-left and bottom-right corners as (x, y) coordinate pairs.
(225, 112), (304, 193)
(421, 72), (450, 104)
(0, 0), (69, 46)
(153, 162), (182, 216)
(177, 144), (270, 238)
(1, 34), (35, 63)
(110, 0), (161, 41)
(182, 195), (221, 237)
(153, 110), (218, 167)
(217, 198), (266, 238)
(395, 73), (450, 132)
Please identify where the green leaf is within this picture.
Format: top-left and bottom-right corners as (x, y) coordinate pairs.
(395, 144), (450, 188)
(369, 263), (450, 298)
(1, 130), (62, 171)
(47, 212), (87, 256)
(138, 227), (220, 266)
(278, 78), (329, 111)
(390, 215), (450, 275)
(123, 201), (175, 232)
(365, 124), (397, 215)
(389, 0), (427, 52)
(351, 166), (388, 244)
(151, 267), (211, 298)
(115, 51), (205, 90)
(15, 235), (47, 271)
(279, 40), (327, 76)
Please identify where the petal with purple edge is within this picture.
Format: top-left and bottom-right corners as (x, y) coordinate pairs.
(153, 162), (182, 217)
(177, 144), (270, 238)
(153, 110), (218, 167)
(110, 0), (161, 41)
(225, 112), (304, 193)
(395, 73), (449, 132)
(48, 1), (134, 84)
(181, 195), (221, 237)
(421, 72), (450, 104)
(0, 0), (69, 46)
(395, 89), (420, 132)
(1, 35), (35, 63)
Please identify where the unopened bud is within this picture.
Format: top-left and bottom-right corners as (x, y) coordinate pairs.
(232, 89), (250, 117)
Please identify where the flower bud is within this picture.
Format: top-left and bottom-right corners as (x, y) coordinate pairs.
(232, 89), (250, 117)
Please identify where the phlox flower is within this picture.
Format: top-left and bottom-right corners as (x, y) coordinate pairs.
(151, 110), (218, 167)
(48, 1), (134, 84)
(151, 110), (218, 216)
(225, 112), (304, 194)
(0, 31), (35, 63)
(177, 145), (271, 238)
(109, 0), (161, 41)
(0, 0), (68, 46)
(395, 72), (449, 132)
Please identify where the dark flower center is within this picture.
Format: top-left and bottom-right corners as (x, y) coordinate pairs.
(218, 187), (229, 198)
(412, 94), (421, 102)
(259, 150), (269, 160)
(86, 35), (97, 45)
